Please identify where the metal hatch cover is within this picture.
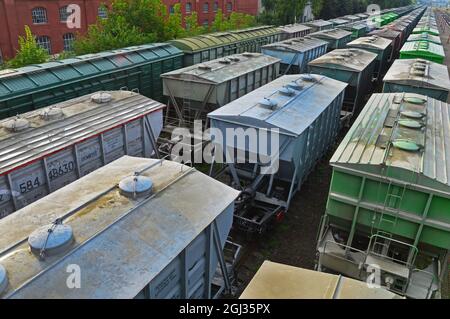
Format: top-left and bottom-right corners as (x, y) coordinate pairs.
(398, 119), (423, 129)
(0, 264), (7, 295)
(401, 110), (424, 119)
(119, 174), (153, 199)
(392, 139), (421, 152)
(28, 223), (74, 258)
(404, 97), (427, 105)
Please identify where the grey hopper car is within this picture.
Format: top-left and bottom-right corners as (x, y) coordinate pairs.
(304, 20), (333, 33)
(347, 35), (393, 82)
(383, 59), (450, 102)
(278, 24), (312, 40)
(330, 19), (350, 27)
(0, 156), (240, 298)
(368, 29), (402, 59)
(261, 37), (328, 74)
(161, 52), (280, 130)
(0, 91), (164, 218)
(308, 48), (377, 122)
(309, 29), (353, 52)
(208, 74), (347, 233)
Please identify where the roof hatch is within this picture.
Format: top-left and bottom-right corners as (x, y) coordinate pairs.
(119, 173), (153, 199)
(0, 264), (7, 295)
(28, 222), (74, 259)
(3, 116), (30, 132)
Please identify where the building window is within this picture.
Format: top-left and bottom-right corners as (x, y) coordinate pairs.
(203, 20), (209, 27)
(36, 35), (51, 54)
(63, 33), (75, 51)
(214, 2), (218, 12)
(0, 49), (3, 65)
(32, 7), (48, 24)
(227, 2), (232, 12)
(98, 6), (108, 19)
(59, 5), (74, 22)
(186, 2), (192, 13)
(169, 5), (175, 14)
(203, 2), (209, 13)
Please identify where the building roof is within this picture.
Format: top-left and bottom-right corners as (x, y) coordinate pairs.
(0, 44), (182, 101)
(308, 48), (377, 72)
(331, 93), (450, 191)
(0, 91), (164, 176)
(240, 261), (403, 299)
(347, 35), (393, 51)
(208, 74), (347, 136)
(160, 53), (280, 85)
(262, 37), (328, 54)
(383, 59), (450, 92)
(0, 156), (239, 298)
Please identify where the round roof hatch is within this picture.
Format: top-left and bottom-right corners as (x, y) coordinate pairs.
(279, 87), (296, 96)
(119, 174), (153, 199)
(401, 110), (425, 119)
(287, 81), (304, 91)
(404, 96), (426, 105)
(259, 98), (278, 110)
(91, 92), (112, 104)
(3, 117), (30, 132)
(28, 223), (74, 258)
(219, 58), (231, 64)
(0, 264), (8, 295)
(300, 74), (316, 82)
(398, 119), (423, 129)
(392, 139), (421, 152)
(40, 106), (64, 121)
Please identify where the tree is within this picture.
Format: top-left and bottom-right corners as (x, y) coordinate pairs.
(7, 25), (49, 68)
(259, 0), (308, 25)
(184, 12), (206, 36)
(164, 3), (186, 40)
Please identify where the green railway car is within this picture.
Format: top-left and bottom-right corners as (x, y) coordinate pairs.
(169, 26), (281, 66)
(340, 23), (368, 40)
(400, 41), (445, 64)
(412, 26), (439, 36)
(317, 93), (450, 299)
(0, 44), (183, 119)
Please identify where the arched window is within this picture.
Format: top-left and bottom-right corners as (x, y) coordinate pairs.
(227, 2), (233, 12)
(186, 2), (192, 13)
(36, 35), (51, 54)
(59, 6), (75, 22)
(63, 33), (75, 51)
(98, 6), (108, 19)
(32, 7), (48, 24)
(203, 2), (209, 13)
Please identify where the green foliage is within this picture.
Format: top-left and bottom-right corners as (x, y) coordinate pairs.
(74, 0), (257, 55)
(7, 26), (49, 68)
(259, 0), (308, 25)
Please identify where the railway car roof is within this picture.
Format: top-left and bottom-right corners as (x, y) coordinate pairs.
(347, 35), (393, 51)
(304, 20), (333, 27)
(240, 261), (403, 299)
(0, 91), (164, 175)
(0, 44), (182, 100)
(208, 74), (347, 136)
(0, 156), (239, 298)
(400, 41), (445, 57)
(262, 37), (328, 53)
(383, 59), (450, 91)
(309, 28), (353, 40)
(308, 48), (377, 72)
(160, 53), (280, 84)
(330, 93), (450, 190)
(278, 24), (311, 34)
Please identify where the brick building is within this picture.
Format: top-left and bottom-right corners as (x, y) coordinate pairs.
(0, 0), (261, 63)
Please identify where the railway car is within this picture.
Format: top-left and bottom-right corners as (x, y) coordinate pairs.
(339, 23), (368, 40)
(160, 53), (280, 131)
(208, 74), (347, 233)
(0, 156), (240, 298)
(407, 33), (442, 45)
(400, 41), (445, 64)
(308, 48), (377, 122)
(169, 26), (281, 66)
(383, 59), (450, 102)
(0, 91), (164, 218)
(343, 15), (361, 23)
(330, 19), (350, 28)
(261, 38), (328, 74)
(412, 26), (439, 36)
(304, 20), (333, 33)
(278, 24), (312, 40)
(316, 93), (450, 299)
(0, 44), (183, 119)
(368, 29), (403, 60)
(347, 36), (393, 82)
(309, 29), (353, 52)
(240, 261), (402, 299)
